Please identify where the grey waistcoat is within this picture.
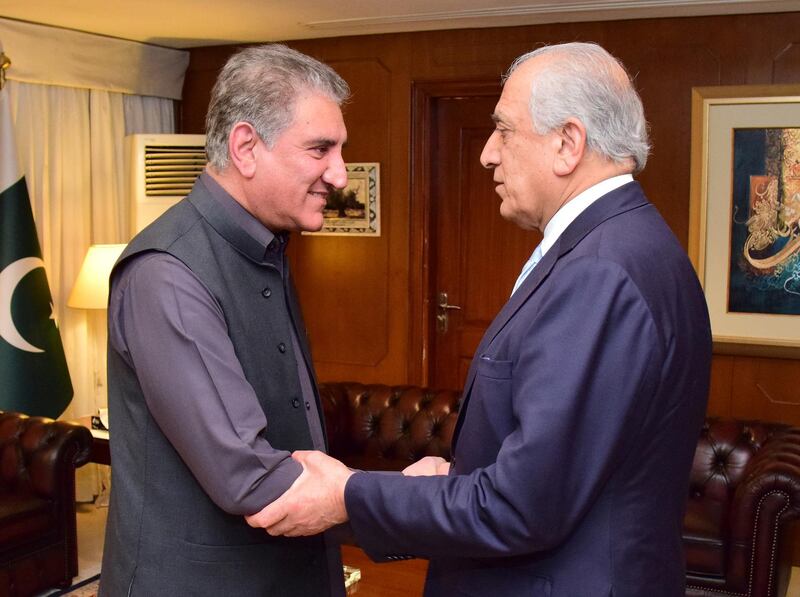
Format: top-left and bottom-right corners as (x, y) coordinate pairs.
(100, 182), (331, 597)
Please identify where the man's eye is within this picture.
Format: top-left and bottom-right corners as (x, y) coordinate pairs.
(311, 146), (330, 156)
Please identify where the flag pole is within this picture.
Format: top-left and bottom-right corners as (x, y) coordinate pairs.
(0, 52), (9, 90)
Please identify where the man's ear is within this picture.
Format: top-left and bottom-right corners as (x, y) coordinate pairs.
(553, 118), (586, 176)
(228, 122), (260, 179)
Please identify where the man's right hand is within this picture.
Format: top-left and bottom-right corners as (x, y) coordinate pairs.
(402, 456), (450, 476)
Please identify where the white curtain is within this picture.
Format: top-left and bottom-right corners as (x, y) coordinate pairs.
(6, 81), (175, 501)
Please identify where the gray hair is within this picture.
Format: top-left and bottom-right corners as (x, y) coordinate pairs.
(205, 44), (350, 169)
(506, 42), (650, 173)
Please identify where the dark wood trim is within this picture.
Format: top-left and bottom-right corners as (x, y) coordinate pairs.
(89, 435), (110, 466)
(408, 79), (501, 387)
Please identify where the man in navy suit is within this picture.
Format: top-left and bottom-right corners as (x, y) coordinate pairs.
(246, 42), (712, 596)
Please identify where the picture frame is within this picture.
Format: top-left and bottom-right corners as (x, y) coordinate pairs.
(689, 84), (800, 357)
(303, 162), (380, 236)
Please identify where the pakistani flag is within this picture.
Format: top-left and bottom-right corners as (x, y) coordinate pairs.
(0, 80), (73, 418)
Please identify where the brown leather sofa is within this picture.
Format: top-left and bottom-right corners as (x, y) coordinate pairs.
(319, 382), (800, 597)
(320, 382), (458, 472)
(684, 418), (800, 597)
(0, 411), (93, 597)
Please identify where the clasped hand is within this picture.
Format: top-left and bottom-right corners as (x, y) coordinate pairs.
(245, 450), (353, 537)
(401, 455), (451, 476)
(246, 452), (451, 537)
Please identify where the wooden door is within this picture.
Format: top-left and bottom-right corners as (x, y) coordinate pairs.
(410, 82), (541, 390)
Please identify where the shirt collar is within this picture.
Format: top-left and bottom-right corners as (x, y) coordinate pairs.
(540, 174), (633, 257)
(200, 171), (286, 258)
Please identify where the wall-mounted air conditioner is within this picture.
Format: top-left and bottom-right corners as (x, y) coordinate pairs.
(125, 133), (206, 235)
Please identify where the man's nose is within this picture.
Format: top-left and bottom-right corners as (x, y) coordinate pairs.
(480, 130), (500, 169)
(323, 152), (348, 189)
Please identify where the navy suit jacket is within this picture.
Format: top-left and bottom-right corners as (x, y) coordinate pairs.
(345, 182), (712, 596)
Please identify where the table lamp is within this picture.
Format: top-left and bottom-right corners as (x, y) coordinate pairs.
(67, 244), (126, 310)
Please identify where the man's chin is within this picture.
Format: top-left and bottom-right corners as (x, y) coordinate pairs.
(299, 215), (325, 233)
(499, 201), (514, 222)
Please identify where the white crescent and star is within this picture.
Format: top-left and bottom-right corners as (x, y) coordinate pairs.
(0, 256), (47, 353)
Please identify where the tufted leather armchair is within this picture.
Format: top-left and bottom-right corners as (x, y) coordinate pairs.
(0, 411), (93, 597)
(685, 418), (800, 597)
(318, 383), (800, 597)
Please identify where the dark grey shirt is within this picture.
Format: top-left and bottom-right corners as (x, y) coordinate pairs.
(108, 172), (325, 514)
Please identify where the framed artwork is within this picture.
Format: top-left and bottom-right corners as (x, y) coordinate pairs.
(689, 84), (800, 356)
(304, 162), (380, 236)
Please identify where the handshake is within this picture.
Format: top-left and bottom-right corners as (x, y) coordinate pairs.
(245, 451), (450, 536)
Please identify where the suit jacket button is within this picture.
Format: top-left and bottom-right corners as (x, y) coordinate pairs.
(291, 398), (300, 408)
(278, 342), (286, 353)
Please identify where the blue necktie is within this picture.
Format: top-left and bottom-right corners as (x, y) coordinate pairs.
(511, 244), (542, 296)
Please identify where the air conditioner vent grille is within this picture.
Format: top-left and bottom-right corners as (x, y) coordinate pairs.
(144, 144), (206, 196)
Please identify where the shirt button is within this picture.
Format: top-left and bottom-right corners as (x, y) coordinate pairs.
(278, 342), (286, 353)
(262, 287), (272, 298)
(305, 401), (311, 410)
(291, 398), (300, 408)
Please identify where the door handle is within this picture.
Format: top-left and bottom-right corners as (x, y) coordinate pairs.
(436, 292), (461, 333)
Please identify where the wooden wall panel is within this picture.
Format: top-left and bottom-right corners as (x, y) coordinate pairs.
(707, 355), (734, 417)
(291, 39), (416, 383)
(181, 45), (226, 134)
(774, 42), (800, 84)
(290, 58), (392, 374)
(182, 12), (800, 417)
(727, 357), (800, 425)
(629, 44), (721, 244)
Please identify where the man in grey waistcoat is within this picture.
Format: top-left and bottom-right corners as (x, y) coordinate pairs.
(99, 44), (349, 596)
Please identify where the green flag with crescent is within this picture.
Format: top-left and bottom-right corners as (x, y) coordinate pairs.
(0, 76), (73, 418)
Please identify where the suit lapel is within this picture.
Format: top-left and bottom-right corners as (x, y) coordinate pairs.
(451, 182), (649, 450)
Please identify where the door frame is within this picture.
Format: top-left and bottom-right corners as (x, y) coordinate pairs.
(408, 79), (501, 387)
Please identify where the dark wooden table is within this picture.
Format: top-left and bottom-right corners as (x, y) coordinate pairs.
(90, 433), (110, 466)
(341, 545), (427, 596)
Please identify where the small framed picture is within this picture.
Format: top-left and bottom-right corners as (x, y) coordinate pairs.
(305, 162), (380, 236)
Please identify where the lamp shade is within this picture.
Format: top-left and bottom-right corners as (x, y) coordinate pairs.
(67, 244), (126, 309)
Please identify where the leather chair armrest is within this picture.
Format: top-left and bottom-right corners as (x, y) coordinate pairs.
(725, 427), (800, 592)
(729, 428), (800, 538)
(0, 412), (93, 500)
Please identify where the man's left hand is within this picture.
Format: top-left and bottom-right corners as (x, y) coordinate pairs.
(245, 450), (354, 536)
(402, 456), (450, 476)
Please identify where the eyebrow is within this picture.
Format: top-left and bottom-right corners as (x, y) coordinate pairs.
(308, 137), (347, 148)
(309, 138), (337, 147)
(491, 112), (509, 126)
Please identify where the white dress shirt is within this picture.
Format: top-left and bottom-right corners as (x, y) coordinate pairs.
(511, 174), (634, 295)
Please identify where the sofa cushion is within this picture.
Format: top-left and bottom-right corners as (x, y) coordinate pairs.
(683, 496), (726, 577)
(0, 490), (53, 552)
